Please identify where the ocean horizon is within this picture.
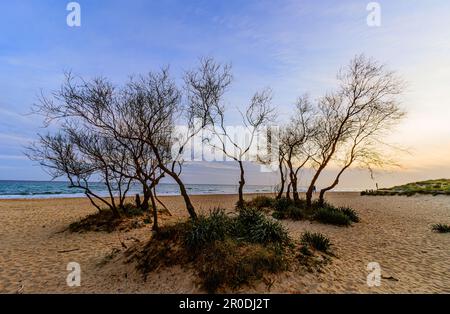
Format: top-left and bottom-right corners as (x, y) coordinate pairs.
(0, 180), (363, 199)
(0, 180), (277, 199)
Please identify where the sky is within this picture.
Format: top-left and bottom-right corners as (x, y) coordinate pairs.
(0, 0), (450, 189)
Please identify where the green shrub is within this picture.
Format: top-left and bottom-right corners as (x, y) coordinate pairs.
(271, 197), (308, 221)
(431, 223), (450, 233)
(273, 197), (295, 212)
(121, 203), (146, 217)
(234, 207), (291, 245)
(293, 198), (308, 210)
(301, 231), (332, 253)
(338, 206), (360, 223)
(299, 244), (312, 256)
(247, 195), (275, 210)
(272, 210), (286, 220)
(314, 207), (351, 226)
(247, 218), (291, 245)
(311, 201), (358, 226)
(286, 205), (304, 220)
(197, 239), (286, 293)
(184, 208), (232, 251)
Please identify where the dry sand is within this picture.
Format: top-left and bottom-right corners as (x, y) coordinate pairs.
(1, 192), (450, 294)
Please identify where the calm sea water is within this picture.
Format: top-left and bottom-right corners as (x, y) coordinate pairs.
(0, 180), (275, 199)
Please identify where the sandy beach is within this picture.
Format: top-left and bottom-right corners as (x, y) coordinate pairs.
(1, 192), (450, 294)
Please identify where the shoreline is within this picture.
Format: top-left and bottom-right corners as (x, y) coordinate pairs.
(0, 190), (365, 201)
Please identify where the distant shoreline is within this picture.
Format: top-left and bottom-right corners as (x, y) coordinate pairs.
(0, 191), (363, 201)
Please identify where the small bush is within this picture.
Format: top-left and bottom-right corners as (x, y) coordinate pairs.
(301, 231), (332, 253)
(121, 203), (147, 217)
(184, 208), (232, 251)
(311, 201), (358, 226)
(133, 208), (298, 293)
(247, 218), (290, 245)
(286, 205), (304, 221)
(234, 207), (291, 246)
(338, 206), (360, 223)
(314, 207), (351, 226)
(69, 208), (146, 233)
(247, 195), (275, 210)
(197, 239), (286, 293)
(431, 223), (450, 233)
(272, 210), (286, 220)
(273, 197), (295, 212)
(271, 197), (308, 221)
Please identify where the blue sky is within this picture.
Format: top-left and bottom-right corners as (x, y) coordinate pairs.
(1, 0), (450, 188)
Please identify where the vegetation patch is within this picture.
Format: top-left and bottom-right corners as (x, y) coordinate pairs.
(313, 207), (352, 226)
(362, 179), (450, 197)
(300, 231), (332, 253)
(255, 196), (359, 227)
(431, 223), (450, 233)
(244, 195), (276, 211)
(197, 239), (288, 293)
(297, 232), (333, 272)
(128, 207), (338, 293)
(69, 205), (150, 233)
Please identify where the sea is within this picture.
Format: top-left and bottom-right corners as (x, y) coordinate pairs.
(0, 180), (276, 199)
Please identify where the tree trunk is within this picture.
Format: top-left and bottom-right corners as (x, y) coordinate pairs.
(237, 161), (246, 208)
(276, 162), (285, 200)
(306, 164), (326, 208)
(164, 168), (197, 220)
(149, 189), (158, 232)
(286, 182), (291, 199)
(135, 194), (141, 209)
(291, 174), (299, 202)
(318, 165), (349, 205)
(318, 189), (327, 206)
(150, 142), (197, 220)
(141, 186), (151, 211)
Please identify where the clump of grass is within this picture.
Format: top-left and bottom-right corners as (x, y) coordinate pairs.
(121, 203), (147, 217)
(197, 239), (287, 293)
(431, 223), (450, 233)
(234, 207), (291, 246)
(338, 206), (360, 223)
(246, 195), (275, 210)
(271, 197), (307, 221)
(184, 208), (232, 251)
(300, 231), (332, 253)
(286, 205), (304, 221)
(133, 222), (190, 278)
(273, 197), (295, 212)
(311, 201), (359, 226)
(313, 207), (352, 226)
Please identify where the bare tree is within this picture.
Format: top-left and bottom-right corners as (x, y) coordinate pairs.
(275, 146), (288, 200)
(185, 58), (275, 207)
(205, 96), (274, 205)
(280, 96), (316, 202)
(305, 55), (405, 207)
(27, 132), (132, 217)
(30, 73), (169, 224)
(317, 89), (405, 203)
